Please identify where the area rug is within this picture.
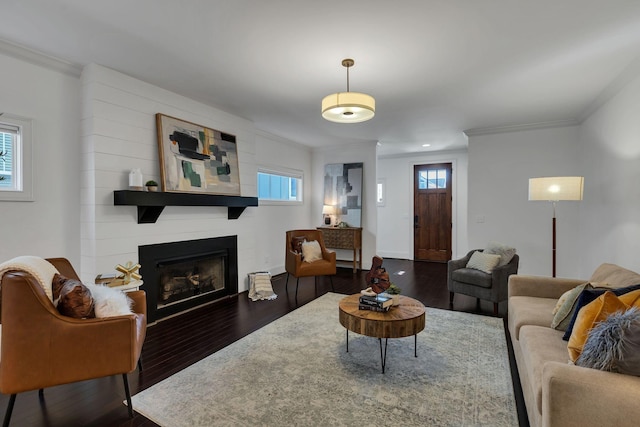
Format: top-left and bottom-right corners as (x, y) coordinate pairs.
(131, 292), (518, 426)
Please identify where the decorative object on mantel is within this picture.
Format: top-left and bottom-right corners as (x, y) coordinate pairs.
(129, 168), (143, 190)
(322, 58), (375, 123)
(156, 113), (241, 196)
(115, 261), (142, 284)
(145, 180), (159, 191)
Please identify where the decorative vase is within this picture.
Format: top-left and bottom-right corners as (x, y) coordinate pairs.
(147, 186), (158, 192)
(129, 168), (143, 190)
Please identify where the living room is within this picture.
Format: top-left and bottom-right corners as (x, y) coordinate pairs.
(1, 3), (638, 284)
(1, 2), (640, 426)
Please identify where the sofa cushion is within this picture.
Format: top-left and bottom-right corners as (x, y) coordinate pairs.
(508, 296), (557, 340)
(452, 267), (493, 288)
(619, 289), (640, 307)
(562, 284), (640, 341)
(551, 282), (594, 331)
(519, 325), (569, 415)
(484, 241), (516, 267)
(589, 263), (640, 288)
(466, 251), (501, 274)
(290, 236), (306, 254)
(568, 291), (629, 362)
(576, 307), (640, 376)
(301, 240), (322, 262)
(56, 278), (96, 319)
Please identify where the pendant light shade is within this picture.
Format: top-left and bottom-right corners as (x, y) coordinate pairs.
(322, 59), (375, 123)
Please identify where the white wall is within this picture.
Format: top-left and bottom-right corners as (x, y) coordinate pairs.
(578, 72), (640, 275)
(80, 64), (338, 290)
(467, 126), (582, 277)
(377, 150), (469, 260)
(312, 142), (378, 270)
(253, 130), (313, 275)
(0, 51), (81, 264)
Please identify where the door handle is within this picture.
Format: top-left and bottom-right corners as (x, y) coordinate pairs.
(414, 215), (419, 229)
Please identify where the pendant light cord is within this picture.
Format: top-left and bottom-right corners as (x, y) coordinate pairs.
(346, 65), (350, 92)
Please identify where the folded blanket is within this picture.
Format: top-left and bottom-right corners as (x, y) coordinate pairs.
(248, 272), (277, 301)
(0, 255), (58, 301)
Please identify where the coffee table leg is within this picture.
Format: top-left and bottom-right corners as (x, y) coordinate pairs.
(415, 334), (418, 357)
(378, 338), (388, 374)
(346, 329), (349, 352)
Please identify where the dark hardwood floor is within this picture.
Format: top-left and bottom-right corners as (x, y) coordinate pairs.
(0, 259), (527, 427)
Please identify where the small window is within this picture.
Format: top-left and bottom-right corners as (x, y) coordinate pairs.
(418, 169), (447, 189)
(377, 178), (386, 206)
(257, 168), (302, 202)
(0, 114), (33, 201)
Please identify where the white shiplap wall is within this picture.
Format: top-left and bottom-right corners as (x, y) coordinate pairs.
(80, 64), (258, 287)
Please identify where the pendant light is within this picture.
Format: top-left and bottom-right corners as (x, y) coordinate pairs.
(322, 58), (375, 123)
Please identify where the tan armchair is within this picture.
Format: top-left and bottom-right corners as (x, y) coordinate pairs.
(285, 230), (336, 300)
(0, 257), (146, 425)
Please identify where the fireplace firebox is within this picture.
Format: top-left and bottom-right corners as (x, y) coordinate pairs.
(139, 236), (238, 322)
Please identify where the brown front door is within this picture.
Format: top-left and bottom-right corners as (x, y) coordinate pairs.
(413, 163), (452, 262)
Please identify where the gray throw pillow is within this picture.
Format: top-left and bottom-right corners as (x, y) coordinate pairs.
(576, 307), (640, 376)
(484, 241), (516, 267)
(551, 282), (594, 331)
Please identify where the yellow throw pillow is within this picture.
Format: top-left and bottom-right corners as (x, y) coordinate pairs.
(567, 291), (629, 362)
(619, 289), (640, 308)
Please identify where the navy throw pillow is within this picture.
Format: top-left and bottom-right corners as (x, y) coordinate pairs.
(562, 283), (640, 341)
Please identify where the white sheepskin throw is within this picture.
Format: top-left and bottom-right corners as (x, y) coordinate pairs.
(0, 255), (58, 301)
(85, 283), (133, 318)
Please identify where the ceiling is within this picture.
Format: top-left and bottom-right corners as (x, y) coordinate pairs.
(2, 1), (640, 156)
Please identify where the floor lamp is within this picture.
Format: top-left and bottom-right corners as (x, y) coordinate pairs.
(528, 176), (584, 277)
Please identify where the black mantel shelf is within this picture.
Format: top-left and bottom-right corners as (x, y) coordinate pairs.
(113, 190), (258, 223)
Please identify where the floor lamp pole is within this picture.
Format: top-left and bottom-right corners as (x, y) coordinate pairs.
(552, 201), (557, 278)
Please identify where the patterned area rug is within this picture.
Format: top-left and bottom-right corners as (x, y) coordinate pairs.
(132, 293), (518, 426)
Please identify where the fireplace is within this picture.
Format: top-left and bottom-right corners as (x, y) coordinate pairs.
(139, 236), (238, 322)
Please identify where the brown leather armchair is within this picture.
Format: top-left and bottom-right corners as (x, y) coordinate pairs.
(0, 258), (146, 425)
(285, 230), (336, 300)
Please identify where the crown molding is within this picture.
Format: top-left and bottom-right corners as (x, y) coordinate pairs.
(0, 38), (82, 78)
(464, 120), (578, 137)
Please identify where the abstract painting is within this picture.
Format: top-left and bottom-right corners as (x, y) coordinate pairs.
(156, 113), (241, 195)
(323, 162), (363, 227)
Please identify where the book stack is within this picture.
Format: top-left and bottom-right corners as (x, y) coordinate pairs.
(359, 294), (393, 312)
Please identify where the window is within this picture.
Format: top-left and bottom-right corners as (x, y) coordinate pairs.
(376, 178), (386, 206)
(418, 169), (447, 189)
(257, 167), (302, 203)
(0, 114), (33, 201)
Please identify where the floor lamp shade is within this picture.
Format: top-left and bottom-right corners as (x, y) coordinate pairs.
(528, 176), (584, 278)
(528, 176), (584, 201)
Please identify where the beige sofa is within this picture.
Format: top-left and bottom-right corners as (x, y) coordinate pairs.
(508, 264), (640, 427)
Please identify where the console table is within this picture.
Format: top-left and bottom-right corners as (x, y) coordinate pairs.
(318, 226), (362, 273)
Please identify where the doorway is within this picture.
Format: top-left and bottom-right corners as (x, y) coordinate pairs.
(413, 163), (452, 262)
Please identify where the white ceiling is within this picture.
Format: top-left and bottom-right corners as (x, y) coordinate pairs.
(2, 0), (640, 156)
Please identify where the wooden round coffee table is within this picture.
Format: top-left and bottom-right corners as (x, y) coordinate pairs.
(338, 294), (426, 373)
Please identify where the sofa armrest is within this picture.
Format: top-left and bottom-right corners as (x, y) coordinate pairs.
(508, 275), (585, 299)
(542, 361), (640, 427)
